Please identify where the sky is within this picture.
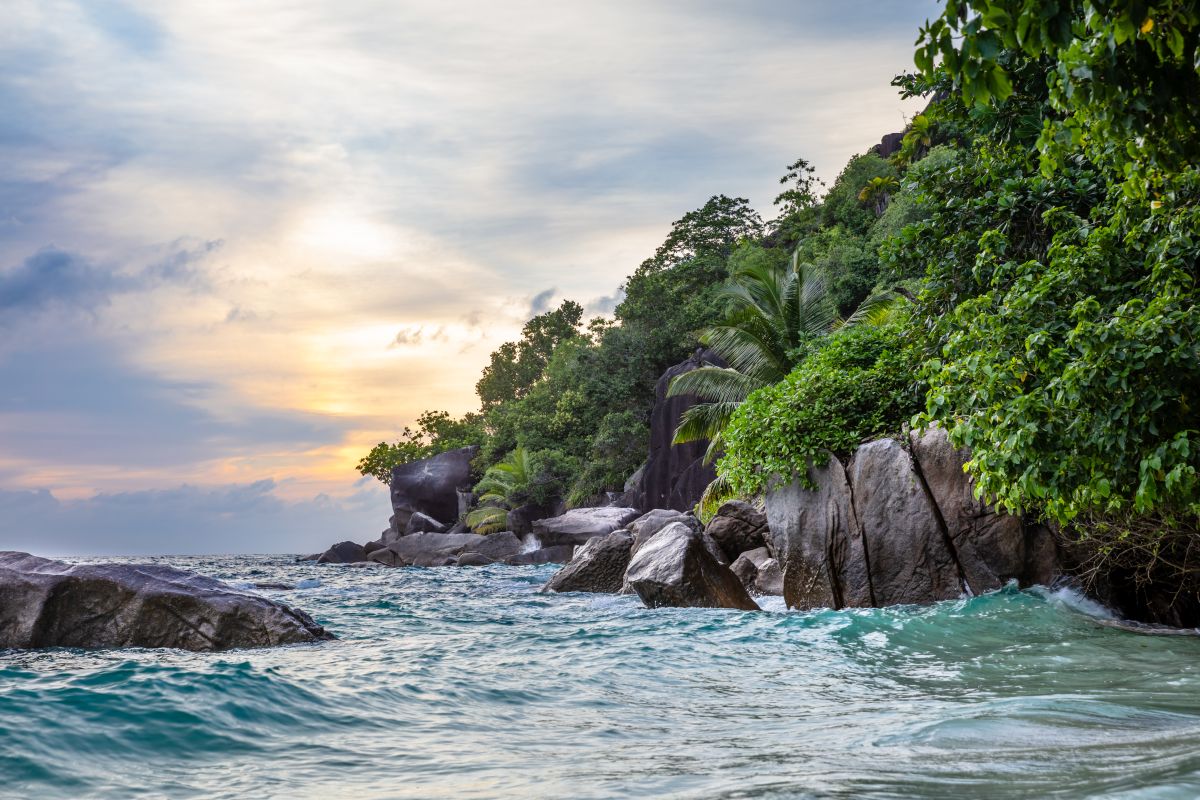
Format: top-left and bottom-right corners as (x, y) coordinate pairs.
(0, 0), (939, 555)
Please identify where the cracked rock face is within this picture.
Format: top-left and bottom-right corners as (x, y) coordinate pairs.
(765, 431), (1062, 611)
(0, 552), (334, 651)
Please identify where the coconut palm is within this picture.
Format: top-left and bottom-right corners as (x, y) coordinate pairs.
(464, 447), (533, 534)
(668, 248), (898, 463)
(858, 175), (900, 216)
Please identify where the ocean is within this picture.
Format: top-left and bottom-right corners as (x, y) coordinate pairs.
(3, 555), (1200, 799)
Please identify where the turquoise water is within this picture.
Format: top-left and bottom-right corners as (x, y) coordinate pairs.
(3, 557), (1200, 799)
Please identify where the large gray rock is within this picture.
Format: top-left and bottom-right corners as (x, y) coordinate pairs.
(766, 433), (1064, 613)
(0, 552), (333, 651)
(316, 541), (368, 564)
(624, 523), (760, 611)
(909, 426), (1060, 592)
(456, 552), (495, 567)
(503, 545), (576, 565)
(532, 507), (640, 547)
(729, 547), (783, 596)
(757, 558), (783, 596)
(705, 500), (770, 562)
(543, 530), (634, 594)
(633, 350), (726, 512)
(767, 456), (872, 610)
(389, 446), (479, 534)
(404, 512), (448, 536)
(848, 438), (964, 606)
(364, 532), (501, 568)
(629, 509), (701, 555)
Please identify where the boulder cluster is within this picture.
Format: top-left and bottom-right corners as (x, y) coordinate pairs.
(544, 502), (777, 610)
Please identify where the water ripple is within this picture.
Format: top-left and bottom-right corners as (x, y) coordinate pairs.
(1, 556), (1199, 798)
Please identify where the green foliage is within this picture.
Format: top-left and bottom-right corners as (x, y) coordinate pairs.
(903, 4), (1200, 609)
(356, 410), (484, 484)
(790, 227), (879, 316)
(719, 322), (923, 497)
(466, 447), (533, 533)
(475, 300), (584, 410)
(466, 446), (581, 532)
(634, 194), (764, 276)
(916, 0), (1200, 191)
(356, 438), (429, 485)
(567, 410), (650, 506)
(820, 153), (898, 235)
(669, 243), (903, 458)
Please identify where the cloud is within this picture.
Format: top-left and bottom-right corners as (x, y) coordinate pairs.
(0, 479), (389, 556)
(0, 241), (215, 320)
(0, 0), (938, 551)
(390, 325), (448, 347)
(527, 287), (558, 317)
(587, 289), (625, 315)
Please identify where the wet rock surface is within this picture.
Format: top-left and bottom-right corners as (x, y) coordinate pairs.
(766, 431), (1062, 611)
(624, 523), (760, 611)
(544, 530), (634, 594)
(0, 552), (333, 651)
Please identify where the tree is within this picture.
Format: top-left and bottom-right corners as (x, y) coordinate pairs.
(668, 244), (899, 461)
(466, 447), (534, 534)
(633, 194), (764, 276)
(476, 300), (584, 409)
(915, 0), (1200, 192)
(356, 410), (484, 484)
(773, 157), (823, 219)
(858, 175), (900, 216)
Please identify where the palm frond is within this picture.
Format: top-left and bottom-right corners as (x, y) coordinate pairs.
(667, 366), (763, 404)
(695, 474), (736, 523)
(837, 290), (906, 330)
(465, 505), (508, 534)
(672, 401), (741, 445)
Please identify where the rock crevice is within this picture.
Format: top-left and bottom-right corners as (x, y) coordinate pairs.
(767, 428), (1061, 610)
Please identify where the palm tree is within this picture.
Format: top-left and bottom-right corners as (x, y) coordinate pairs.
(668, 249), (897, 462)
(858, 175), (900, 216)
(465, 447), (533, 534)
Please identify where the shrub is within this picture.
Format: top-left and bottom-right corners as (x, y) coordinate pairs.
(718, 321), (922, 497)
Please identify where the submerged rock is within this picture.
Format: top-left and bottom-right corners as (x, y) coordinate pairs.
(543, 530), (634, 593)
(367, 531), (521, 568)
(0, 552), (333, 651)
(624, 523), (759, 611)
(532, 507), (640, 547)
(316, 541), (368, 565)
(503, 545), (576, 565)
(456, 552), (495, 567)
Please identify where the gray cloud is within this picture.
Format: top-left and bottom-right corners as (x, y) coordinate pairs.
(0, 241), (215, 320)
(587, 289), (625, 316)
(0, 480), (388, 556)
(390, 325), (448, 348)
(0, 338), (352, 470)
(528, 288), (558, 317)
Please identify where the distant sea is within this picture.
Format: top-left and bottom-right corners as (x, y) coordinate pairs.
(3, 555), (1200, 799)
